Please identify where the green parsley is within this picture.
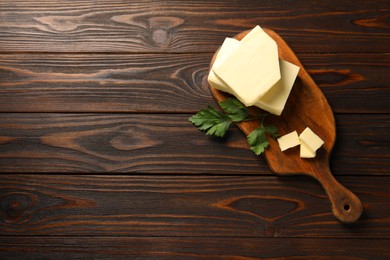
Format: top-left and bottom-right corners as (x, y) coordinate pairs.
(188, 105), (232, 137)
(219, 98), (248, 122)
(247, 123), (278, 155)
(189, 98), (278, 155)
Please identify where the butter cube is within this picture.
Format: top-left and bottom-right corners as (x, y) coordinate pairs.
(299, 127), (324, 153)
(300, 141), (316, 158)
(277, 131), (300, 151)
(213, 26), (280, 106)
(255, 60), (299, 115)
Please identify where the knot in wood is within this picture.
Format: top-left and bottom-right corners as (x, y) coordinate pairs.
(152, 29), (168, 45)
(3, 200), (24, 224)
(1, 192), (34, 224)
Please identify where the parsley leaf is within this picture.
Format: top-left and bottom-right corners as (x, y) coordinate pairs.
(247, 127), (269, 155)
(264, 124), (279, 138)
(247, 124), (278, 155)
(219, 98), (248, 122)
(189, 97), (278, 155)
(189, 106), (232, 137)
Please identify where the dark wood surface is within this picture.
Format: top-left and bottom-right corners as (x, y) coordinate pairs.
(1, 175), (390, 238)
(1, 0), (389, 258)
(0, 53), (388, 113)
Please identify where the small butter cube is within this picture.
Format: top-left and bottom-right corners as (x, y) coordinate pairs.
(213, 26), (280, 106)
(208, 37), (240, 93)
(277, 131), (300, 151)
(255, 60), (300, 115)
(300, 141), (316, 158)
(299, 127), (324, 152)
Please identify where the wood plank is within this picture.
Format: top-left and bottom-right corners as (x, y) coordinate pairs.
(0, 175), (389, 237)
(0, 53), (388, 113)
(0, 236), (389, 259)
(0, 0), (389, 53)
(0, 114), (388, 174)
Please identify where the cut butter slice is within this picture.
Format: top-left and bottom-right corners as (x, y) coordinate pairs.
(299, 127), (324, 153)
(210, 26), (267, 96)
(208, 37), (240, 93)
(240, 25), (264, 44)
(300, 141), (316, 158)
(211, 58), (299, 115)
(213, 26), (280, 106)
(255, 60), (300, 115)
(277, 131), (300, 151)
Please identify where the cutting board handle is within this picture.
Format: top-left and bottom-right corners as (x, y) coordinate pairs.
(313, 167), (363, 223)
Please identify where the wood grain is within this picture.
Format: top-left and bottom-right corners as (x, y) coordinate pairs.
(0, 53), (211, 113)
(0, 0), (389, 53)
(0, 53), (388, 113)
(1, 174), (389, 238)
(0, 236), (389, 259)
(0, 114), (388, 174)
(0, 0), (388, 255)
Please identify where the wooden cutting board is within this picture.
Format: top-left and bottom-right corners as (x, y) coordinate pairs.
(208, 28), (363, 223)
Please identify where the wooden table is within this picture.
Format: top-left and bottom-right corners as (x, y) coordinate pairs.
(0, 1), (389, 258)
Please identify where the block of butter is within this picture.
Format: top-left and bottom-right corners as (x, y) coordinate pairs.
(254, 60), (299, 115)
(213, 26), (281, 106)
(210, 58), (299, 116)
(208, 37), (240, 95)
(208, 26), (300, 116)
(207, 27), (268, 98)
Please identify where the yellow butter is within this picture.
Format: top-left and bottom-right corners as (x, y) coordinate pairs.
(255, 60), (299, 115)
(213, 26), (280, 106)
(299, 127), (324, 153)
(208, 37), (240, 94)
(277, 130), (300, 151)
(300, 141), (316, 158)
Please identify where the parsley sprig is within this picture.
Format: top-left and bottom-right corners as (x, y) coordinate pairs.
(189, 98), (278, 155)
(188, 106), (232, 137)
